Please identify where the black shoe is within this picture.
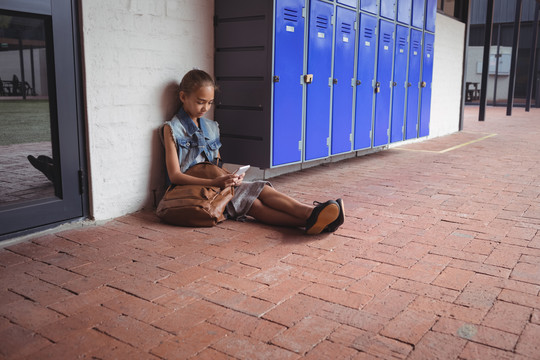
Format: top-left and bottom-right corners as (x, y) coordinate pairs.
(325, 198), (345, 232)
(305, 200), (340, 235)
(27, 155), (55, 182)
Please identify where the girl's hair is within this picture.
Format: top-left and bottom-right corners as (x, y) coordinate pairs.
(179, 69), (216, 97)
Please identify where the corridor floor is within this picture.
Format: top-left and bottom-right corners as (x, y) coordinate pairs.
(1, 106), (540, 359)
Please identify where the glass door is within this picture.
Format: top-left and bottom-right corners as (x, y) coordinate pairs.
(0, 0), (87, 239)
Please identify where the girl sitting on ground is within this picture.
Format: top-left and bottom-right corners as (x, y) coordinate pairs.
(161, 69), (344, 234)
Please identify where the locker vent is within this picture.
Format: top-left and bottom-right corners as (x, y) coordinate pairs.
(412, 40), (420, 50)
(364, 28), (374, 38)
(283, 8), (299, 22)
(383, 33), (392, 43)
(341, 22), (352, 34)
(316, 16), (329, 29)
(426, 43), (433, 53)
(398, 37), (407, 48)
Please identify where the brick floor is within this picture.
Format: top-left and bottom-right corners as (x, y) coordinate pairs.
(1, 106), (540, 359)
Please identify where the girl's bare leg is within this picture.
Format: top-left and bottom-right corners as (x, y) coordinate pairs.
(247, 198), (306, 227)
(256, 185), (313, 221)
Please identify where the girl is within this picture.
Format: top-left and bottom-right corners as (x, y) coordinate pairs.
(162, 69), (344, 235)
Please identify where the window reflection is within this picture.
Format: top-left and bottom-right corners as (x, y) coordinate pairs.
(0, 12), (56, 206)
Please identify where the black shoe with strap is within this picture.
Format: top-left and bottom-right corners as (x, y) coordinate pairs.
(305, 200), (340, 235)
(325, 198), (345, 232)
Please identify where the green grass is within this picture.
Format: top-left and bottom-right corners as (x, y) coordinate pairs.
(0, 100), (51, 146)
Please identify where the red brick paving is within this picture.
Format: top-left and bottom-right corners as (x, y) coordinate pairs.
(1, 106), (540, 359)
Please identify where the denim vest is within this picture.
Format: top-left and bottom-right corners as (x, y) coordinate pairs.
(163, 107), (221, 173)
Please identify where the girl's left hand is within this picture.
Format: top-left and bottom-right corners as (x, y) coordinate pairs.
(233, 173), (245, 186)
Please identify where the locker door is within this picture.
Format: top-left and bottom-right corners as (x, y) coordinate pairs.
(338, 0), (357, 8)
(273, 0), (305, 166)
(360, 0), (378, 15)
(405, 29), (422, 139)
(373, 20), (394, 147)
(390, 25), (409, 143)
(305, 0), (334, 161)
(425, 0), (436, 32)
(397, 0), (412, 25)
(419, 32), (434, 137)
(380, 0), (397, 20)
(331, 7), (357, 154)
(411, 0), (425, 29)
(354, 14), (377, 150)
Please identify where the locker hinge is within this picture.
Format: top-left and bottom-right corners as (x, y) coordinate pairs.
(387, 128), (390, 137)
(298, 140), (303, 151)
(354, 21), (358, 30)
(350, 133), (353, 143)
(302, 7), (306, 18)
(328, 77), (333, 87)
(327, 137), (331, 147)
(78, 169), (85, 195)
(351, 78), (356, 87)
(331, 15), (335, 25)
(369, 130), (372, 139)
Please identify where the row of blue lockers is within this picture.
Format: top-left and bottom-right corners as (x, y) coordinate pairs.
(213, 0), (437, 168)
(311, 0), (436, 31)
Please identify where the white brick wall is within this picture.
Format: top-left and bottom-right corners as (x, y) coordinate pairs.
(81, 0), (214, 220)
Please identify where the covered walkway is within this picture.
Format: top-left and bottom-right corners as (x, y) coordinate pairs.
(1, 106), (540, 359)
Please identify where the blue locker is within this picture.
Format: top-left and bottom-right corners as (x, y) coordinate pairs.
(273, 0), (305, 166)
(419, 32), (434, 137)
(425, 0), (436, 32)
(305, 0), (334, 161)
(338, 0), (357, 8)
(354, 14), (377, 150)
(380, 0), (396, 20)
(397, 0), (412, 24)
(360, 0), (378, 15)
(331, 7), (357, 154)
(373, 20), (395, 147)
(405, 29), (422, 139)
(390, 25), (409, 143)
(411, 0), (425, 29)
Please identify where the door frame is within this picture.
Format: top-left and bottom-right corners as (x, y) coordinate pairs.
(0, 0), (88, 240)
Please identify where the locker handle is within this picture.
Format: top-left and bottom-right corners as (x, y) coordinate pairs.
(420, 81), (427, 88)
(304, 74), (313, 84)
(273, 76), (280, 83)
(407, 82), (412, 87)
(392, 82), (397, 87)
(356, 80), (361, 86)
(333, 78), (338, 85)
(375, 81), (381, 93)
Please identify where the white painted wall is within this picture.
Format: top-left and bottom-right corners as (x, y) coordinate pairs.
(81, 0), (214, 220)
(429, 13), (466, 138)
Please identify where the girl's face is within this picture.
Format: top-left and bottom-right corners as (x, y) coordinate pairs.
(180, 85), (215, 123)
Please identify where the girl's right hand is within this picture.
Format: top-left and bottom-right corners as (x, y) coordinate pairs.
(213, 174), (238, 189)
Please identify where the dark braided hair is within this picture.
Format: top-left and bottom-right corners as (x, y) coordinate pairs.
(179, 69), (216, 102)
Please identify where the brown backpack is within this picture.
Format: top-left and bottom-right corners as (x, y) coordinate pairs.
(156, 162), (234, 227)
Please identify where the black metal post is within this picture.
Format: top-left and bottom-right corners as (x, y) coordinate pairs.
(459, 0), (472, 131)
(507, 0), (523, 116)
(493, 24), (501, 104)
(18, 38), (26, 100)
(525, 2), (540, 111)
(479, 0), (495, 121)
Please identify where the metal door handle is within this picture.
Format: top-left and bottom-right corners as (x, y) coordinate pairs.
(375, 81), (381, 93)
(273, 76), (280, 83)
(407, 82), (412, 87)
(304, 74), (313, 84)
(356, 80), (361, 86)
(392, 82), (397, 87)
(420, 81), (427, 88)
(333, 78), (338, 84)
